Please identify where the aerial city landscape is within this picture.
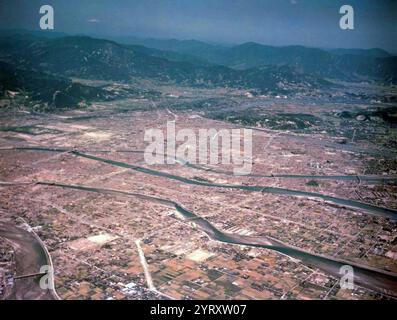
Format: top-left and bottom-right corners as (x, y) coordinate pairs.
(0, 1), (396, 301)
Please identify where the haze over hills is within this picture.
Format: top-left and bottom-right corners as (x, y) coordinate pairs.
(327, 48), (391, 58)
(0, 31), (331, 92)
(0, 29), (396, 109)
(114, 36), (396, 83)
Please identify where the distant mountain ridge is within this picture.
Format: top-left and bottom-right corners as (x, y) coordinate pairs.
(0, 33), (330, 94)
(327, 48), (390, 58)
(0, 29), (396, 104)
(116, 37), (395, 83)
(1, 29), (395, 112)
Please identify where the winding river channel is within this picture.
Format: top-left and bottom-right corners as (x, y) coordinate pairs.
(33, 182), (397, 297)
(1, 146), (397, 297)
(70, 150), (397, 220)
(2, 146), (396, 220)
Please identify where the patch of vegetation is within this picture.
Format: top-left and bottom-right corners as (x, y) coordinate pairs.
(210, 110), (322, 131)
(306, 180), (319, 187)
(207, 269), (223, 281)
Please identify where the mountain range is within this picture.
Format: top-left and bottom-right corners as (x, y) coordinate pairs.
(0, 30), (396, 109)
(0, 31), (331, 92)
(114, 36), (396, 83)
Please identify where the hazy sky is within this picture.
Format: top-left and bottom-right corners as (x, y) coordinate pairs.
(0, 0), (396, 51)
